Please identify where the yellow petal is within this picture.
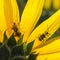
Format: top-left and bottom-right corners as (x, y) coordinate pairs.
(11, 0), (20, 24)
(33, 36), (60, 54)
(10, 0), (20, 41)
(20, 0), (44, 42)
(4, 0), (13, 26)
(0, 31), (3, 43)
(4, 0), (20, 37)
(4, 0), (13, 37)
(44, 0), (52, 10)
(27, 9), (60, 49)
(36, 52), (60, 60)
(53, 0), (60, 10)
(0, 0), (7, 42)
(0, 0), (7, 33)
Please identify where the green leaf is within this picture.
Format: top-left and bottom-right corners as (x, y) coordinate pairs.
(28, 53), (38, 60)
(3, 31), (8, 43)
(17, 35), (23, 45)
(26, 40), (35, 55)
(23, 43), (27, 54)
(7, 34), (16, 48)
(12, 44), (24, 56)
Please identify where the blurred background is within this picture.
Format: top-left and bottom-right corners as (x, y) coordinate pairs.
(17, 0), (60, 39)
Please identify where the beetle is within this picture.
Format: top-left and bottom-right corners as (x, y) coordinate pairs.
(39, 31), (49, 41)
(12, 23), (21, 37)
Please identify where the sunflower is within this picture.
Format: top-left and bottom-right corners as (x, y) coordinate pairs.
(44, 0), (60, 10)
(0, 0), (60, 60)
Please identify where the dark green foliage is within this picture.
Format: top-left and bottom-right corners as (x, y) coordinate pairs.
(28, 53), (38, 60)
(17, 35), (23, 45)
(12, 44), (24, 56)
(3, 31), (8, 44)
(0, 43), (3, 48)
(14, 58), (25, 60)
(7, 34), (16, 48)
(0, 33), (36, 60)
(26, 40), (34, 55)
(0, 45), (9, 60)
